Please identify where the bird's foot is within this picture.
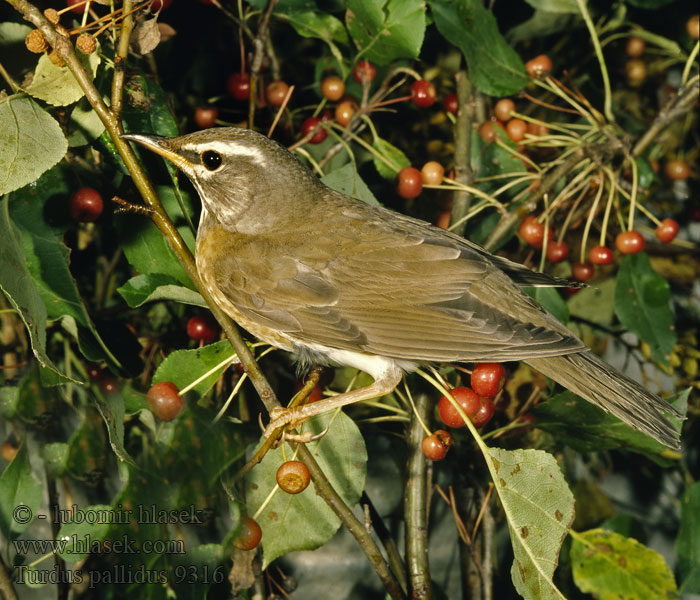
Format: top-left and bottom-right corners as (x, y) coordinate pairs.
(263, 407), (329, 444)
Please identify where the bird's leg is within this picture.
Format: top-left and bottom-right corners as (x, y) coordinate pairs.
(263, 365), (403, 438)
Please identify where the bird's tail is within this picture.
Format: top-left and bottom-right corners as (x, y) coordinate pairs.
(526, 352), (681, 449)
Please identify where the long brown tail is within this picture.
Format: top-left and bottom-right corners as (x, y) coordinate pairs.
(526, 352), (681, 449)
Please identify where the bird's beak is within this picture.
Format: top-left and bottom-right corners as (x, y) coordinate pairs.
(120, 133), (192, 172)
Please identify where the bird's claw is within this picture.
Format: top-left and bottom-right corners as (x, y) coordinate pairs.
(262, 407), (329, 443)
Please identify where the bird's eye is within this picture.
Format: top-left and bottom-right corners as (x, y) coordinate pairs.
(201, 150), (223, 171)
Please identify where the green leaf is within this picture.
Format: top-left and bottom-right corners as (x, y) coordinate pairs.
(524, 286), (569, 324)
(533, 390), (685, 457)
(372, 137), (411, 180)
(676, 482), (700, 593)
(0, 22), (32, 45)
(152, 340), (240, 400)
(284, 10), (349, 45)
(25, 43), (101, 106)
(524, 0), (578, 13)
(321, 162), (380, 205)
(486, 447), (574, 600)
(0, 94), (68, 195)
(429, 0), (529, 96)
(614, 253), (675, 364)
(67, 97), (106, 147)
(568, 278), (616, 325)
(625, 0), (675, 9)
(247, 411), (367, 569)
(571, 529), (679, 600)
(170, 543), (226, 600)
(56, 504), (112, 562)
(0, 444), (43, 540)
(0, 196), (72, 384)
(508, 10), (579, 43)
(117, 274), (206, 308)
(43, 442), (70, 478)
(346, 0), (426, 65)
(92, 389), (135, 466)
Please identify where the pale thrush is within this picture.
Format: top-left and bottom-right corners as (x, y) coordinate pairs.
(123, 128), (681, 449)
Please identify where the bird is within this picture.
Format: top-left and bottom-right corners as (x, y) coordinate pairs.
(122, 127), (681, 449)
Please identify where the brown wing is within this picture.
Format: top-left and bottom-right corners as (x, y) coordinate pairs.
(201, 199), (586, 362)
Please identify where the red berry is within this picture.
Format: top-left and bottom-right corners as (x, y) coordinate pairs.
(334, 100), (356, 127)
(265, 80), (289, 107)
(470, 363), (506, 398)
(69, 187), (103, 222)
(410, 80), (437, 108)
(438, 387), (480, 428)
(397, 167), (422, 199)
(276, 460), (311, 494)
(187, 315), (218, 344)
(471, 397), (495, 428)
(150, 0), (172, 11)
(506, 118), (527, 143)
(234, 516), (262, 550)
(422, 430), (452, 461)
(589, 245), (614, 265)
(546, 240), (570, 263)
(99, 378), (118, 395)
(688, 15), (700, 39)
(443, 93), (458, 115)
(352, 60), (376, 84)
(227, 72), (250, 101)
(66, 0), (87, 15)
(527, 121), (549, 136)
(194, 106), (218, 129)
(626, 36), (645, 58)
(664, 160), (690, 181)
(301, 117), (327, 143)
(321, 76), (345, 101)
(572, 261), (594, 282)
(494, 98), (515, 122)
(421, 161), (444, 185)
(615, 230), (645, 254)
(525, 54), (552, 78)
(518, 215), (550, 249)
(655, 218), (679, 243)
(1, 440), (18, 463)
(86, 363), (102, 381)
(478, 120), (505, 143)
(147, 381), (185, 421)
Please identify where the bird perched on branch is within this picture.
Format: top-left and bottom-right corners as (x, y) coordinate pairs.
(123, 127), (681, 449)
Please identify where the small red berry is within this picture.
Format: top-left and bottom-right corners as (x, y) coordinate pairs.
(147, 381), (185, 422)
(615, 230), (645, 254)
(664, 160), (690, 181)
(265, 80), (289, 107)
(494, 98), (515, 122)
(1, 440), (18, 463)
(526, 121), (549, 136)
(471, 397), (495, 428)
(234, 516), (262, 550)
(518, 215), (550, 249)
(187, 315), (218, 344)
(410, 80), (437, 108)
(546, 240), (570, 263)
(589, 245), (614, 265)
(422, 430), (452, 461)
(572, 261), (594, 282)
(505, 118), (527, 143)
(688, 15), (700, 39)
(525, 54), (552, 78)
(478, 120), (504, 143)
(438, 387), (480, 428)
(66, 0), (87, 15)
(443, 93), (458, 115)
(421, 161), (444, 185)
(301, 117), (327, 144)
(86, 363), (102, 381)
(655, 218), (679, 243)
(227, 73), (250, 101)
(334, 100), (356, 127)
(194, 106), (218, 129)
(99, 378), (118, 395)
(321, 76), (345, 101)
(69, 187), (103, 222)
(150, 0), (172, 11)
(470, 363), (506, 398)
(352, 60), (376, 84)
(625, 36), (645, 57)
(276, 460), (311, 494)
(397, 167), (423, 199)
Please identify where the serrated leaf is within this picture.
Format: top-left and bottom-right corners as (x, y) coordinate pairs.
(117, 273), (206, 308)
(524, 286), (569, 324)
(0, 444), (43, 540)
(0, 94), (68, 195)
(372, 137), (410, 179)
(25, 43), (101, 106)
(247, 411), (367, 569)
(0, 196), (72, 384)
(430, 0), (529, 96)
(486, 447), (574, 600)
(284, 10), (349, 46)
(346, 0), (426, 65)
(321, 162), (380, 205)
(56, 504), (112, 562)
(92, 389), (135, 466)
(152, 340), (239, 400)
(676, 482), (700, 593)
(0, 22), (32, 45)
(614, 253), (675, 364)
(571, 529), (679, 600)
